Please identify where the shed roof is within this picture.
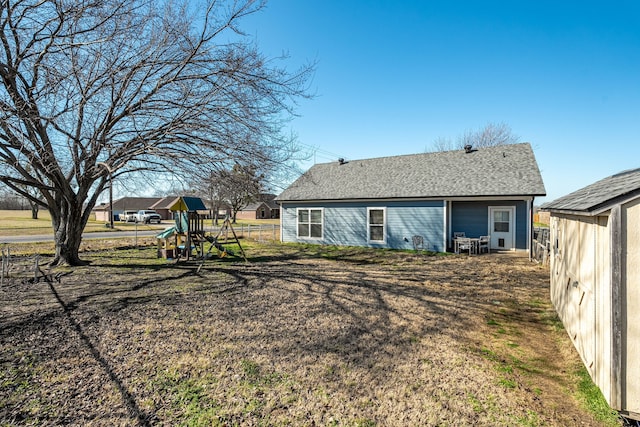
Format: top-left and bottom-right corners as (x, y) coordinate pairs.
(276, 143), (545, 202)
(541, 168), (640, 214)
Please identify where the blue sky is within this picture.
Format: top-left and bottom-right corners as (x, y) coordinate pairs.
(242, 1), (640, 203)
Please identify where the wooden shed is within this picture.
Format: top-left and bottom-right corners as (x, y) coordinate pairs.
(541, 168), (640, 421)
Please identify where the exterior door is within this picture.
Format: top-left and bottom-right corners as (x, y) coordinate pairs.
(488, 206), (515, 250)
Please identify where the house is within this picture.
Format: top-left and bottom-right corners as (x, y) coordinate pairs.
(150, 196), (179, 220)
(93, 197), (166, 221)
(276, 143), (546, 254)
(541, 168), (640, 421)
(235, 194), (280, 220)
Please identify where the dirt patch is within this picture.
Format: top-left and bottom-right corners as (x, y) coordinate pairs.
(0, 243), (618, 426)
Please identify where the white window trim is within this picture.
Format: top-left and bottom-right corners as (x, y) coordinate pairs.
(296, 207), (324, 239)
(367, 207), (387, 243)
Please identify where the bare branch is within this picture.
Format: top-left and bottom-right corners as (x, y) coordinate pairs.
(429, 122), (521, 152)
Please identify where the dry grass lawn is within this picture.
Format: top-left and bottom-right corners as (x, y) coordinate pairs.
(0, 210), (279, 237)
(0, 241), (622, 426)
(0, 209), (166, 236)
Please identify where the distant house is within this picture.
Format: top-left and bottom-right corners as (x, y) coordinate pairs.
(276, 143), (545, 254)
(541, 168), (640, 421)
(236, 194), (280, 220)
(150, 196), (181, 220)
(154, 197), (232, 221)
(93, 197), (166, 221)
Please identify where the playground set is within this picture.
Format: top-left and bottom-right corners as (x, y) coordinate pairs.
(156, 196), (246, 262)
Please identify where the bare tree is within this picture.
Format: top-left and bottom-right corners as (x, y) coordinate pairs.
(430, 136), (456, 152)
(428, 122), (520, 152)
(0, 0), (313, 265)
(207, 164), (264, 223)
(190, 170), (226, 226)
(459, 122), (520, 149)
(24, 186), (39, 219)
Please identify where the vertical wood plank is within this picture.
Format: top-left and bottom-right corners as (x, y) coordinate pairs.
(610, 205), (623, 410)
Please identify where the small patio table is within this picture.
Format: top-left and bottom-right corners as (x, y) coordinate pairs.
(454, 237), (480, 255)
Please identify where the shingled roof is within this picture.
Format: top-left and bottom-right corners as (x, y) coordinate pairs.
(276, 143), (545, 202)
(541, 168), (640, 214)
(93, 197), (162, 211)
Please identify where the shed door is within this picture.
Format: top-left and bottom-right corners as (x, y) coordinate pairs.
(489, 206), (515, 250)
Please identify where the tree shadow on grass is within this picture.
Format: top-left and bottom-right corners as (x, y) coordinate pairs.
(1, 248), (560, 425)
(0, 261), (225, 425)
(205, 258), (481, 369)
(45, 280), (153, 427)
(199, 252), (553, 380)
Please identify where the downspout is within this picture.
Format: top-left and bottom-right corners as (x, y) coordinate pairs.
(278, 201), (284, 243)
(529, 198), (534, 261)
(445, 200), (450, 252)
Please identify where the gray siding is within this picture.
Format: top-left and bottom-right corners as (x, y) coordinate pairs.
(451, 200), (529, 249)
(281, 201), (445, 251)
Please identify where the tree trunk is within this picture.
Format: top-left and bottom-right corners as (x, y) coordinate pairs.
(210, 206), (220, 226)
(30, 201), (39, 220)
(50, 202), (89, 266)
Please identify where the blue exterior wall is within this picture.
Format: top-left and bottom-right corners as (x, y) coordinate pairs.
(281, 199), (530, 252)
(450, 200), (529, 249)
(280, 201), (445, 252)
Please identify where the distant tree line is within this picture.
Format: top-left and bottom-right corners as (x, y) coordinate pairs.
(0, 189), (28, 210)
(0, 186), (39, 218)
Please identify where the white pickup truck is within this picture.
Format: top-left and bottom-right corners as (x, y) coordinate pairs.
(135, 210), (162, 224)
(120, 210), (138, 222)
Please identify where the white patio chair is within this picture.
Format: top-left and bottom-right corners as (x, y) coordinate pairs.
(456, 237), (473, 255)
(412, 235), (425, 251)
(479, 235), (490, 254)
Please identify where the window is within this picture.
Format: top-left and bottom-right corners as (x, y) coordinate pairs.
(368, 207), (386, 242)
(297, 208), (323, 238)
(493, 210), (510, 232)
